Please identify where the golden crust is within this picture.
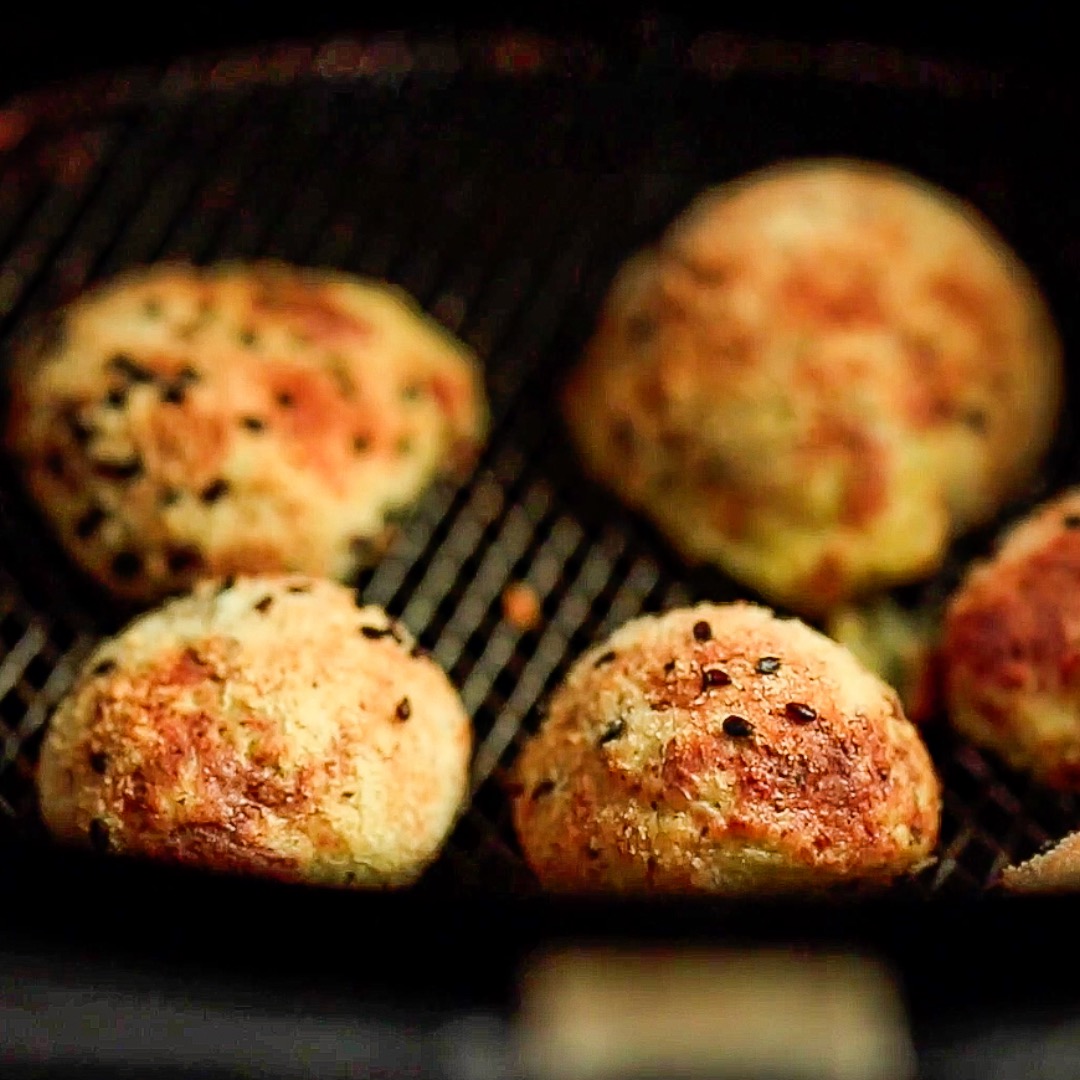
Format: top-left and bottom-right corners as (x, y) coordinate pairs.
(5, 262), (488, 602)
(36, 575), (473, 887)
(564, 159), (1062, 616)
(511, 602), (941, 894)
(1001, 832), (1080, 893)
(943, 488), (1080, 789)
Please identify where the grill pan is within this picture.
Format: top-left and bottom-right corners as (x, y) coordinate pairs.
(2, 27), (1080, 903)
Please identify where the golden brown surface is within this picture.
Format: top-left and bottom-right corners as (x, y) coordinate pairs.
(511, 602), (941, 894)
(1001, 832), (1080, 893)
(37, 575), (473, 886)
(564, 159), (1061, 617)
(6, 262), (487, 602)
(943, 488), (1080, 790)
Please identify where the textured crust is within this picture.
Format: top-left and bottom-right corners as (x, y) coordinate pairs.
(564, 159), (1062, 617)
(5, 262), (488, 602)
(943, 488), (1080, 789)
(511, 602), (941, 894)
(1001, 832), (1080, 893)
(36, 575), (473, 887)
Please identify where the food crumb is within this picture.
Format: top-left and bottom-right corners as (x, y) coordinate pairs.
(502, 581), (541, 632)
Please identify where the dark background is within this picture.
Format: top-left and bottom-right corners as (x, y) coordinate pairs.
(0, 4), (1073, 100)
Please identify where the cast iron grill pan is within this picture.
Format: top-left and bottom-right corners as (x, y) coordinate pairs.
(2, 32), (1079, 896)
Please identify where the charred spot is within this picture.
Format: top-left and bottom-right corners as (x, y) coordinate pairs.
(64, 410), (95, 446)
(44, 451), (64, 477)
(92, 456), (143, 482)
(692, 620), (712, 642)
(785, 702), (817, 724)
(275, 391), (295, 408)
(91, 658), (116, 677)
(961, 407), (988, 433)
(756, 656), (781, 675)
(594, 650), (617, 668)
(626, 312), (655, 343)
(353, 434), (371, 453)
(110, 550), (143, 580)
(239, 328), (257, 347)
(89, 750), (108, 774)
(395, 697), (412, 722)
(598, 718), (625, 745)
(240, 416), (265, 432)
(702, 667), (731, 690)
(74, 506), (106, 539)
(254, 595), (274, 614)
(105, 386), (128, 408)
(200, 479), (230, 504)
(531, 779), (556, 801)
(109, 353), (154, 383)
(663, 659), (676, 674)
(165, 544), (203, 576)
(722, 715), (754, 738)
(89, 818), (110, 852)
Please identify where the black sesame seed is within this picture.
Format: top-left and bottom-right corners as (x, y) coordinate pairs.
(598, 719), (625, 745)
(89, 818), (109, 852)
(531, 779), (556, 801)
(240, 416), (265, 432)
(110, 551), (142, 580)
(663, 659), (676, 674)
(161, 384), (186, 405)
(91, 659), (116, 677)
(239, 328), (257, 346)
(353, 435), (370, 453)
(626, 312), (655, 343)
(105, 387), (128, 408)
(594, 650), (617, 668)
(109, 354), (154, 383)
(1065, 514), (1080, 530)
(178, 366), (200, 384)
(402, 383), (422, 401)
(722, 715), (754, 738)
(702, 668), (732, 690)
(395, 697), (411, 722)
(692, 620), (712, 642)
(287, 584), (310, 594)
(200, 479), (229, 504)
(74, 506), (106, 539)
(410, 644), (429, 660)
(756, 656), (781, 675)
(92, 456), (143, 482)
(785, 702), (817, 724)
(143, 299), (162, 319)
(360, 625), (393, 639)
(89, 751), (108, 774)
(276, 391), (295, 408)
(611, 419), (634, 452)
(166, 546), (204, 575)
(44, 451), (64, 477)
(961, 407), (988, 433)
(585, 846), (601, 860)
(396, 436), (413, 455)
(254, 595), (274, 613)
(160, 487), (181, 507)
(218, 576), (236, 593)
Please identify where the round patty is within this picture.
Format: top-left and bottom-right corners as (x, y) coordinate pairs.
(511, 602), (941, 894)
(5, 262), (488, 602)
(37, 575), (473, 887)
(564, 159), (1061, 617)
(943, 488), (1080, 790)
